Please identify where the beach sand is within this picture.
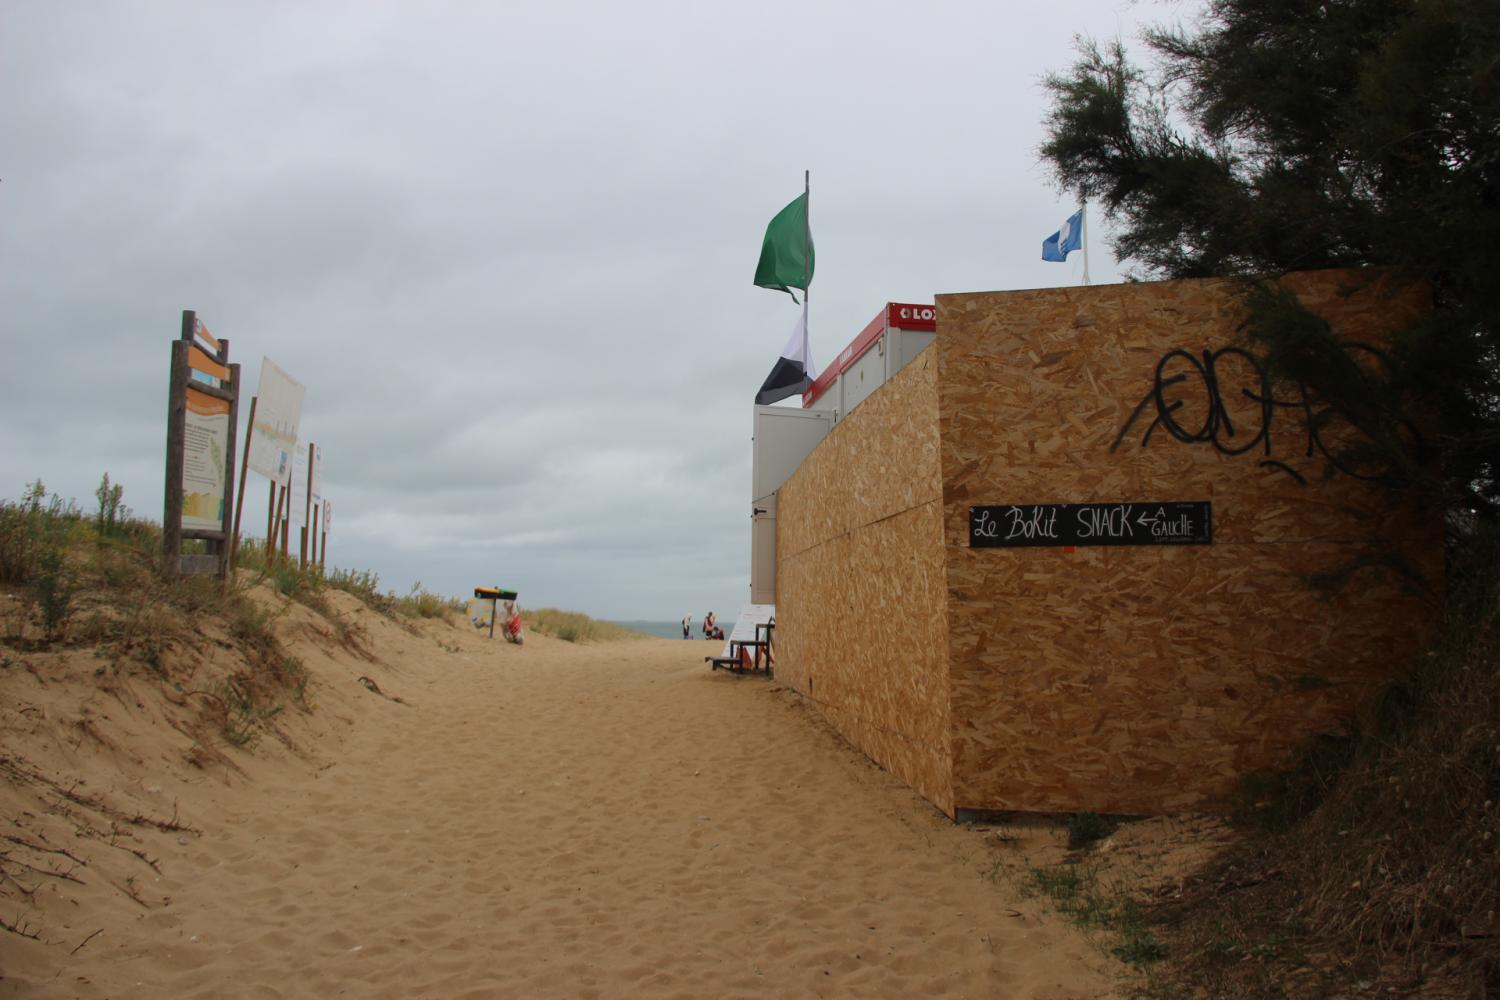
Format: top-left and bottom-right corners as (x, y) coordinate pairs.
(2, 590), (1138, 998)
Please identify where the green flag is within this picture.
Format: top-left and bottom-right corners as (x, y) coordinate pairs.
(753, 193), (814, 302)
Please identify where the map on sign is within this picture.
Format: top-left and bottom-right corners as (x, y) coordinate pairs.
(181, 389), (230, 531)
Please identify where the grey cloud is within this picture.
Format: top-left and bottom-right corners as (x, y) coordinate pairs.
(2, 0), (1152, 618)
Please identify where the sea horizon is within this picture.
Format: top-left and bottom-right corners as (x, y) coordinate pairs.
(608, 619), (722, 640)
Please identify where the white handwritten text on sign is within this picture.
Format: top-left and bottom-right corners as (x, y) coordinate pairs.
(969, 502), (1212, 548)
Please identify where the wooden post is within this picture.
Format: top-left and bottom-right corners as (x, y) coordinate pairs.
(162, 332), (190, 579)
(270, 484), (288, 562)
(279, 485), (290, 557)
(490, 596), (498, 639)
(266, 479), (277, 560)
(300, 442), (315, 568)
(310, 501), (320, 567)
(230, 395), (258, 572)
(218, 352), (240, 582)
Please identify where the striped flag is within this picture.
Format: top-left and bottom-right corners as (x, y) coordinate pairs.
(755, 303), (817, 405)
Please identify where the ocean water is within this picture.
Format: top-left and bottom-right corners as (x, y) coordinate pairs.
(609, 620), (719, 640)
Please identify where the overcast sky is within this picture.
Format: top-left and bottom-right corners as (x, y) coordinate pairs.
(1, 1), (1173, 621)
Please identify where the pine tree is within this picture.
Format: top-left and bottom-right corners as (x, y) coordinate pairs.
(1041, 0), (1500, 517)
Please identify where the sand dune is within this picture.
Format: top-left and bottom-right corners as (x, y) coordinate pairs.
(2, 591), (1126, 998)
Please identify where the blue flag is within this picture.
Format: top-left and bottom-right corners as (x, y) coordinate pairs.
(1042, 208), (1084, 262)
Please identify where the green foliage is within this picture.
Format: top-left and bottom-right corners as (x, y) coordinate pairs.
(31, 542), (76, 639)
(1067, 811), (1118, 850)
(396, 582), (464, 620)
(93, 472), (127, 537)
(324, 566), (398, 616)
(1027, 862), (1168, 966)
(1041, 0), (1500, 514)
(0, 480), (85, 639)
(213, 679), (261, 747)
(234, 541), (304, 593)
(1111, 927), (1170, 967)
(266, 559), (318, 599)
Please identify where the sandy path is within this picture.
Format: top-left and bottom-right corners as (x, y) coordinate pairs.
(13, 630), (1120, 999)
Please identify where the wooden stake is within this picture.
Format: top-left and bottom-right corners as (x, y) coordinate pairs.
(266, 479), (277, 560)
(279, 484), (290, 557)
(218, 354), (240, 582)
(310, 501), (320, 567)
(231, 395), (258, 571)
(300, 442), (315, 568)
(162, 335), (189, 579)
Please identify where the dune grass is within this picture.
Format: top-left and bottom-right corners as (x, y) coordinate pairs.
(523, 608), (648, 643)
(1114, 536), (1500, 998)
(0, 477), (311, 749)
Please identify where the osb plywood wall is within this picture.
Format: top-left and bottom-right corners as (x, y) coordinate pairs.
(935, 269), (1440, 815)
(776, 351), (953, 813)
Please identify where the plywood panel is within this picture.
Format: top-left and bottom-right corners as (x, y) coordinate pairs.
(777, 355), (953, 814)
(778, 352), (944, 561)
(936, 270), (1440, 814)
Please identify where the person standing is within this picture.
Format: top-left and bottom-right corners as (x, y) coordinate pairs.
(682, 614), (691, 639)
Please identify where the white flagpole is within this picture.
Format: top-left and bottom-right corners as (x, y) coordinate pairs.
(804, 169), (811, 391)
(803, 169), (810, 316)
(1081, 199), (1091, 286)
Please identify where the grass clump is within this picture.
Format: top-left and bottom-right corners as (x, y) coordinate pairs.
(1026, 862), (1168, 969)
(524, 608), (647, 643)
(394, 582), (465, 620)
(324, 566), (399, 616)
(1067, 811), (1118, 850)
(2, 476), (315, 752)
(0, 480), (87, 640)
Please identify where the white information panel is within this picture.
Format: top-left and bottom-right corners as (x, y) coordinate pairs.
(247, 357), (305, 485)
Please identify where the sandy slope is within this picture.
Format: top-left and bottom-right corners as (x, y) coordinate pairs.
(2, 592), (1127, 998)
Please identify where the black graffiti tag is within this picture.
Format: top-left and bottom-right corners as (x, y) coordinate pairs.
(1110, 342), (1417, 484)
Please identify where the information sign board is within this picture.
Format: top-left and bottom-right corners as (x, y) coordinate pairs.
(247, 357), (305, 485)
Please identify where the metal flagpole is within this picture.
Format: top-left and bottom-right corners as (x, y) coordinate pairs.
(805, 169), (813, 398)
(1081, 199), (1092, 286)
(803, 168), (810, 315)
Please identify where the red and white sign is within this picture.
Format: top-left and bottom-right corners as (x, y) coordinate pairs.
(801, 301), (938, 408)
(887, 302), (937, 330)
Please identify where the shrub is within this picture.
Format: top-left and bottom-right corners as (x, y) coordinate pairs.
(1, 480), (84, 638)
(1067, 811), (1118, 850)
(394, 582), (464, 620)
(93, 472), (128, 538)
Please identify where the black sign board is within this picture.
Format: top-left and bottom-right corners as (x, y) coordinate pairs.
(969, 501), (1212, 548)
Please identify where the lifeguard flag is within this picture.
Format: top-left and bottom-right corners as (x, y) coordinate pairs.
(756, 303), (816, 405)
(1042, 208), (1084, 262)
(753, 193), (814, 302)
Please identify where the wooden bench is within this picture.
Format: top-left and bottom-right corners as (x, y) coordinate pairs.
(706, 627), (774, 675)
(706, 639), (753, 672)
